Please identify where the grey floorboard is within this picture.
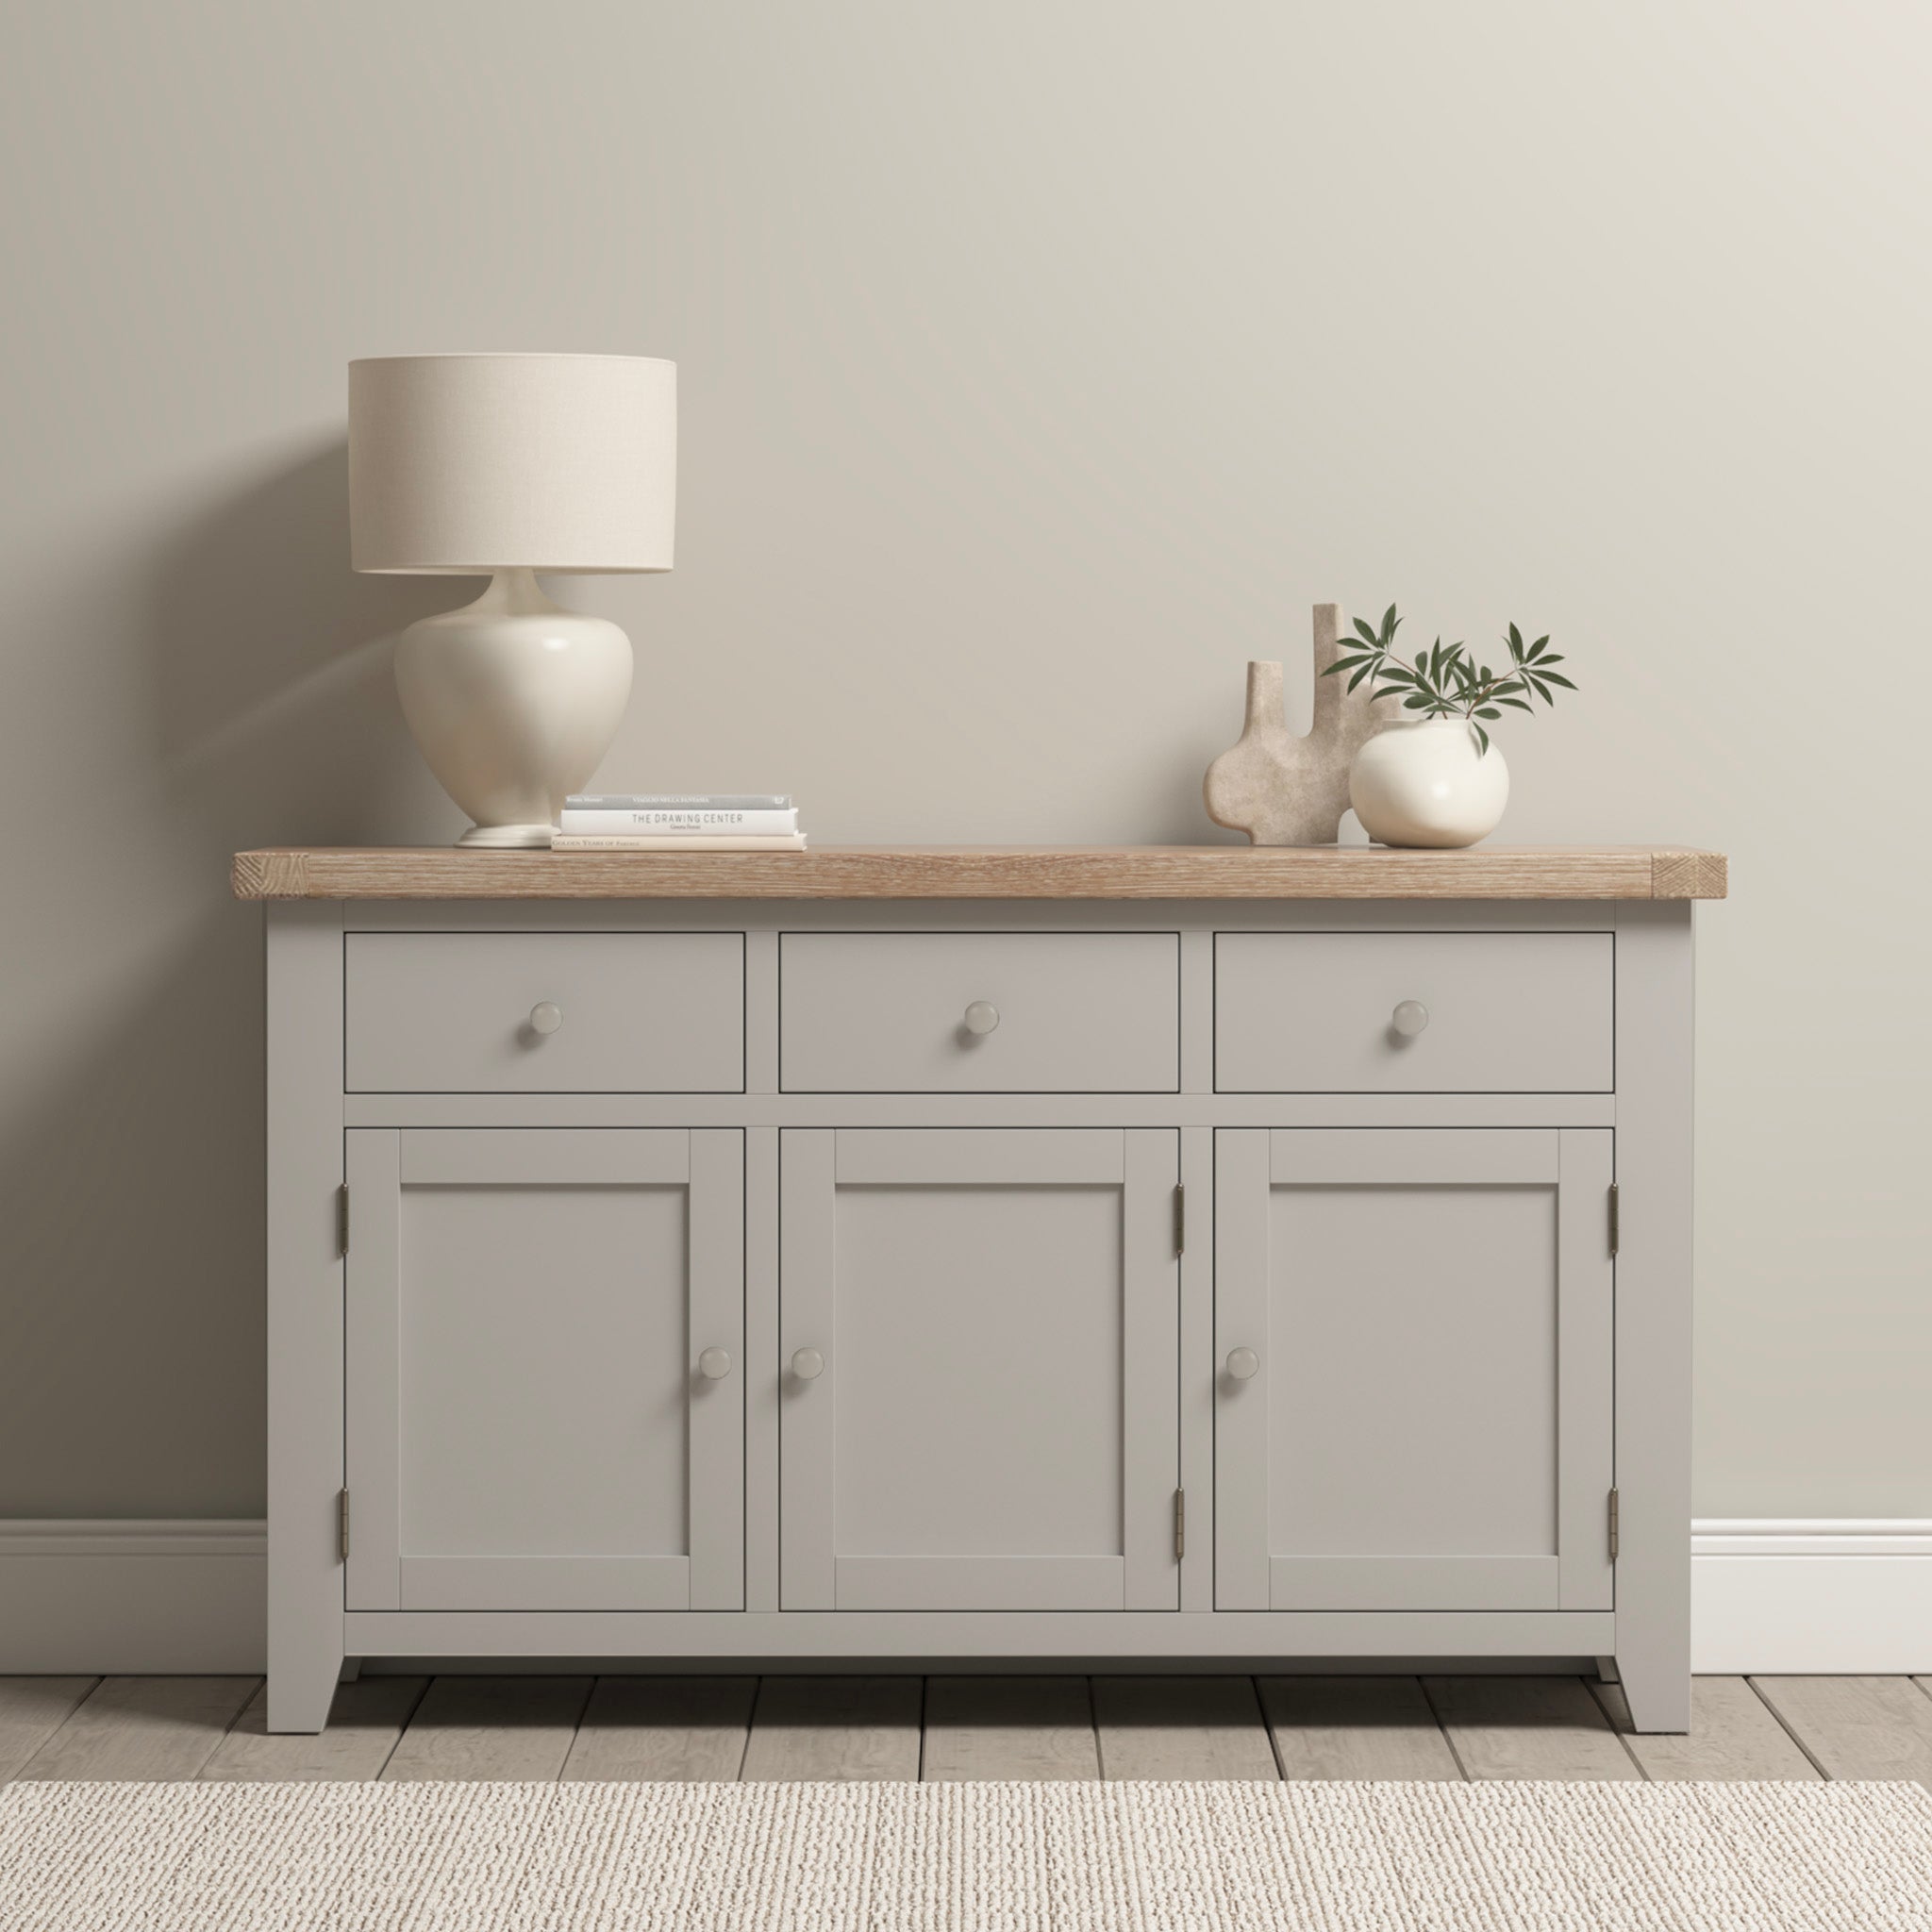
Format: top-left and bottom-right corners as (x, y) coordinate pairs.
(1753, 1676), (1932, 1790)
(922, 1676), (1098, 1781)
(1092, 1675), (1278, 1780)
(379, 1675), (592, 1783)
(0, 1677), (98, 1782)
(17, 1676), (258, 1782)
(1424, 1675), (1641, 1781)
(740, 1676), (922, 1782)
(1259, 1674), (1461, 1780)
(1592, 1676), (1821, 1781)
(42, 1672), (1932, 1786)
(561, 1676), (757, 1782)
(201, 1676), (428, 1782)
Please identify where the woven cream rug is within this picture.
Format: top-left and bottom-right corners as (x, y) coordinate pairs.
(3, 1777), (1929, 1929)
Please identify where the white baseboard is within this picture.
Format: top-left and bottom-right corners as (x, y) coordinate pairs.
(3, 1518), (1926, 1676)
(1691, 1520), (1932, 1674)
(0, 1521), (266, 1673)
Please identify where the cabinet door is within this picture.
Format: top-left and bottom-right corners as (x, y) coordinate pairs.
(1215, 1128), (1613, 1612)
(780, 1128), (1179, 1611)
(345, 1128), (742, 1612)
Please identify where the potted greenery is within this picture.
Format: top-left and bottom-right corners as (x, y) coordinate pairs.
(1325, 606), (1575, 847)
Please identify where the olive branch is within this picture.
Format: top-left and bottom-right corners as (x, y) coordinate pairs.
(1324, 605), (1575, 757)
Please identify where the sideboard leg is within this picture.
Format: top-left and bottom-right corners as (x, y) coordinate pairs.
(268, 1626), (345, 1734)
(1614, 1644), (1690, 1734)
(1611, 902), (1696, 1737)
(266, 901), (346, 1735)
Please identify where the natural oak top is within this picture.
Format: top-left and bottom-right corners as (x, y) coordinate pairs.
(232, 843), (1726, 901)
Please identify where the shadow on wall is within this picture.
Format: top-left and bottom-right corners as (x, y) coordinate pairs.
(149, 439), (455, 835)
(0, 441), (459, 1517)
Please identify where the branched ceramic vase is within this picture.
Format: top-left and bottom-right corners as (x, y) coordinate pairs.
(1203, 605), (1395, 844)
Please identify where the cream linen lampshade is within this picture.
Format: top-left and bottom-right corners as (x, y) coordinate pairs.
(348, 353), (676, 847)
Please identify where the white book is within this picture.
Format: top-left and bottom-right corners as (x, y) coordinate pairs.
(550, 833), (808, 852)
(558, 808), (799, 836)
(565, 793), (792, 810)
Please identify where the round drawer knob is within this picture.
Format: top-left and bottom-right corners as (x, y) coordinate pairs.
(1225, 1346), (1260, 1381)
(963, 1000), (1000, 1036)
(791, 1347), (825, 1382)
(1391, 999), (1429, 1037)
(530, 1002), (564, 1036)
(697, 1347), (733, 1381)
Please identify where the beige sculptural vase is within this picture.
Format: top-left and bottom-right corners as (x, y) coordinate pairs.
(1203, 604), (1396, 845)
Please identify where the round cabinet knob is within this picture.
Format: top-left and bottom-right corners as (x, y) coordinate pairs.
(791, 1347), (825, 1382)
(697, 1347), (733, 1381)
(963, 1000), (1000, 1037)
(1391, 999), (1429, 1038)
(530, 1002), (563, 1036)
(1225, 1346), (1260, 1381)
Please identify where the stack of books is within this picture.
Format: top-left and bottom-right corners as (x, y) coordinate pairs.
(551, 794), (807, 852)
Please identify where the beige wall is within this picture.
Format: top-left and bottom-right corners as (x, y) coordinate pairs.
(0, 0), (1925, 1520)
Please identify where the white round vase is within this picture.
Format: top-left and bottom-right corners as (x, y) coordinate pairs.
(1349, 717), (1510, 849)
(393, 569), (633, 848)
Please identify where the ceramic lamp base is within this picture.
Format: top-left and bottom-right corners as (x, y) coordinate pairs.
(456, 822), (559, 850)
(393, 569), (633, 850)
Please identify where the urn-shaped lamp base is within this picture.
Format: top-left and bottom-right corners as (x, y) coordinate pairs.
(393, 569), (633, 849)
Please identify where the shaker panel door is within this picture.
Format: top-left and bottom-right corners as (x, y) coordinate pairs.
(1215, 1128), (1613, 1612)
(345, 1128), (743, 1612)
(780, 1128), (1179, 1611)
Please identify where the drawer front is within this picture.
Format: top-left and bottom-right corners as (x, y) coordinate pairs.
(781, 933), (1179, 1091)
(346, 933), (744, 1092)
(1215, 932), (1612, 1092)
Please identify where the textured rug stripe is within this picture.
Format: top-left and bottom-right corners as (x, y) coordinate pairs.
(3, 1779), (1929, 1930)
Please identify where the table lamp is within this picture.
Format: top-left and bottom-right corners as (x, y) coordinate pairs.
(348, 353), (676, 848)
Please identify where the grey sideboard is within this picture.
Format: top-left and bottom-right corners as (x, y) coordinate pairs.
(235, 842), (1726, 1734)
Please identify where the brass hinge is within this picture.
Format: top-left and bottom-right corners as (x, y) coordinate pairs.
(1174, 1488), (1186, 1561)
(337, 1183), (351, 1257)
(1607, 1487), (1620, 1562)
(1174, 1184), (1185, 1257)
(338, 1488), (351, 1564)
(1607, 1183), (1619, 1258)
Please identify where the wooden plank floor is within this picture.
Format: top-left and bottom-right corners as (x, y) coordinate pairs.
(3, 1674), (1927, 1785)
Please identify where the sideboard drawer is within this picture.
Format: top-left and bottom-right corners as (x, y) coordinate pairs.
(1214, 932), (1613, 1091)
(345, 933), (744, 1091)
(781, 932), (1179, 1091)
